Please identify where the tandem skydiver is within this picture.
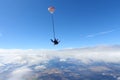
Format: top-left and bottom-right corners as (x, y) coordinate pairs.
(51, 38), (60, 45)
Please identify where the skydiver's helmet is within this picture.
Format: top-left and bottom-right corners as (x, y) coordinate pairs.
(51, 38), (60, 45)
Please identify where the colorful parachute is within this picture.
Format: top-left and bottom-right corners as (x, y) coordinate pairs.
(48, 6), (55, 14)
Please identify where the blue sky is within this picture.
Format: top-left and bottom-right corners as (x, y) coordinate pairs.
(0, 0), (120, 49)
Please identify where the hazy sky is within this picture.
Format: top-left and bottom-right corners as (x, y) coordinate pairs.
(0, 0), (120, 49)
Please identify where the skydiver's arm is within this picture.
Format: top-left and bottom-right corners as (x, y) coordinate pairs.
(50, 39), (54, 42)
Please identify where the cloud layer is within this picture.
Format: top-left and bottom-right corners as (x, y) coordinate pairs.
(0, 45), (120, 80)
(0, 45), (120, 66)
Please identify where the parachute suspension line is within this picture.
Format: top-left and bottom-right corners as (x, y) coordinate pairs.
(51, 13), (56, 39)
(48, 6), (60, 45)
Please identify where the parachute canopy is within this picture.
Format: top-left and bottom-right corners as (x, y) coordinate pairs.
(48, 6), (55, 14)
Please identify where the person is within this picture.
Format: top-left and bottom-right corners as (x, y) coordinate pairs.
(51, 38), (60, 45)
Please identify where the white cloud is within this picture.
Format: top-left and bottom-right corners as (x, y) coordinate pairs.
(86, 29), (115, 38)
(0, 45), (120, 66)
(8, 67), (32, 80)
(0, 45), (120, 80)
(59, 58), (66, 62)
(0, 63), (4, 67)
(34, 65), (46, 71)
